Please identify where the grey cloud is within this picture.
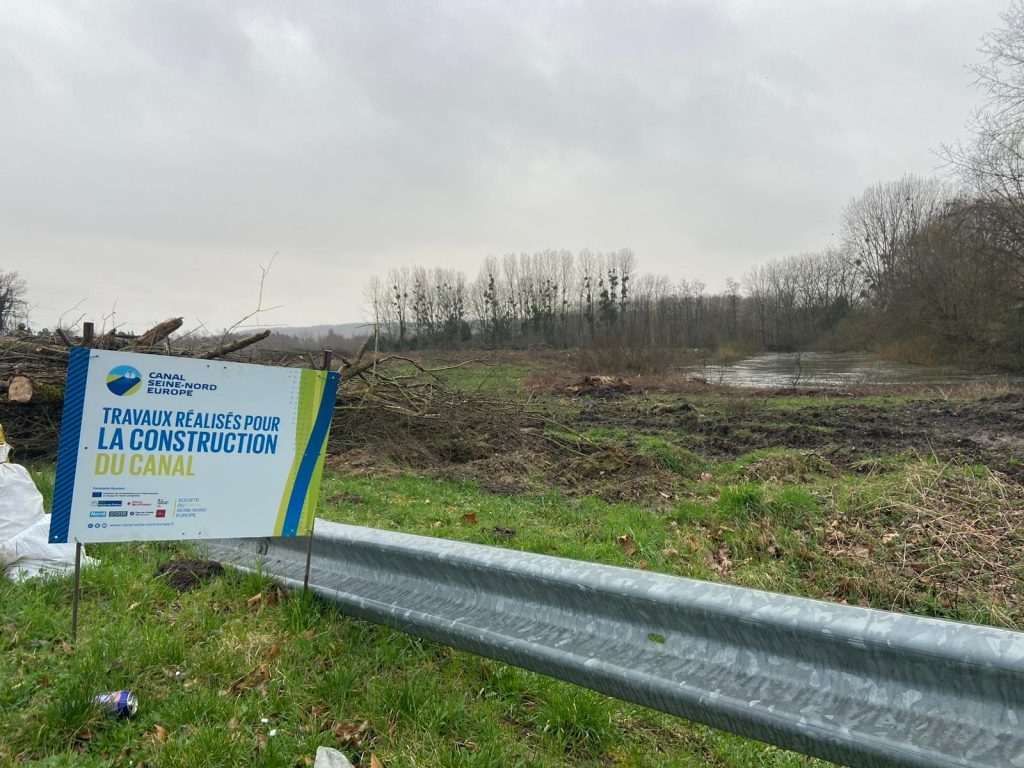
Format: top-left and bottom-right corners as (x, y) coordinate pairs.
(0, 0), (1007, 331)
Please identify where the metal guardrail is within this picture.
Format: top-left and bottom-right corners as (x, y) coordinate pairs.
(205, 521), (1024, 768)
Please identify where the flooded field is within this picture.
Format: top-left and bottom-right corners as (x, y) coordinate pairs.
(684, 351), (1022, 389)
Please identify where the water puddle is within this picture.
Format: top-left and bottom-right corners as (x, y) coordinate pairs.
(682, 352), (1021, 389)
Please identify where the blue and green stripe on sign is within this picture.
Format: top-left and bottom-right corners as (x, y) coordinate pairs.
(50, 347), (92, 543)
(274, 369), (341, 536)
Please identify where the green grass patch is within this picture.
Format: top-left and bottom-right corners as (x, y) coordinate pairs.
(438, 363), (536, 394)
(321, 457), (1024, 628)
(1, 471), (829, 767)
(632, 436), (704, 476)
(8, 444), (1021, 765)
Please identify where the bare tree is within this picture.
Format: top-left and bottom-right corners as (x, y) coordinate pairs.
(944, 2), (1024, 268)
(841, 175), (948, 306)
(0, 270), (28, 333)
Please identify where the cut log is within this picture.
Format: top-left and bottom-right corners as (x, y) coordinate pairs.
(98, 328), (136, 349)
(127, 317), (183, 348)
(198, 329), (271, 360)
(6, 376), (63, 404)
(8, 376), (32, 403)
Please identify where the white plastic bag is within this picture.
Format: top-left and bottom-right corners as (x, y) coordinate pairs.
(0, 437), (97, 581)
(2, 516), (97, 581)
(0, 447), (45, 542)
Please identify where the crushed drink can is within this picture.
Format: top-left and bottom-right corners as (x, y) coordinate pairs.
(91, 690), (138, 718)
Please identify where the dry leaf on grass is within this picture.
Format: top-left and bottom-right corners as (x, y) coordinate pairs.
(246, 587), (286, 612)
(461, 512), (477, 524)
(152, 725), (168, 744)
(370, 755), (385, 768)
(711, 545), (733, 574)
(265, 641), (283, 662)
(227, 664), (270, 696)
(616, 534), (636, 557)
(333, 719), (371, 748)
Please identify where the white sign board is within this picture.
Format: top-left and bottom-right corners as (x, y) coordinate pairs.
(49, 349), (340, 544)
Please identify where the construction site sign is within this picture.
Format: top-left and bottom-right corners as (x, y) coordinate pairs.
(49, 349), (340, 543)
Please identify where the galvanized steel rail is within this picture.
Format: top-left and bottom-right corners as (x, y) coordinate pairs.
(205, 521), (1024, 768)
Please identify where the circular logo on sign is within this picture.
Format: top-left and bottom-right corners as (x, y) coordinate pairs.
(106, 365), (142, 397)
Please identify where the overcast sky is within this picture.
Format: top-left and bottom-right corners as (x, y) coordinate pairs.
(1, 0), (1009, 333)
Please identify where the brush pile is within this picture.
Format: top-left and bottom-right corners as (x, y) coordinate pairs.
(330, 342), (536, 465)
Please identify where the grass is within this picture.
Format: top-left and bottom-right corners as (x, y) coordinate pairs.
(319, 456), (1024, 629)
(1, 478), (823, 767)
(5, 369), (1022, 766)
(4, 455), (1016, 766)
(437, 362), (536, 393)
(386, 359), (538, 395)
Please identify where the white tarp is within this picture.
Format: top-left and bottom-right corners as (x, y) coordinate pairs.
(0, 438), (95, 581)
(0, 443), (44, 539)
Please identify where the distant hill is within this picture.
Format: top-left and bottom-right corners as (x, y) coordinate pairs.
(277, 322), (373, 339)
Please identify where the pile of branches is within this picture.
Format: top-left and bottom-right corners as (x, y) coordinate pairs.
(0, 318), (275, 460)
(329, 341), (540, 466)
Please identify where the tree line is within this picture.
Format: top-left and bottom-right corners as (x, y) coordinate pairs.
(364, 247), (861, 354)
(365, 4), (1024, 371)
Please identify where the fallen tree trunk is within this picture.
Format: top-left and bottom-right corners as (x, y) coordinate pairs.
(126, 317), (183, 348)
(0, 338), (68, 358)
(198, 329), (271, 360)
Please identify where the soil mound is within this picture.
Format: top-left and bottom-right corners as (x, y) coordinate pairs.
(155, 558), (224, 591)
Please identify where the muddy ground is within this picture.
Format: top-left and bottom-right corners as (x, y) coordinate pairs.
(573, 390), (1024, 479)
(325, 378), (1024, 501)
